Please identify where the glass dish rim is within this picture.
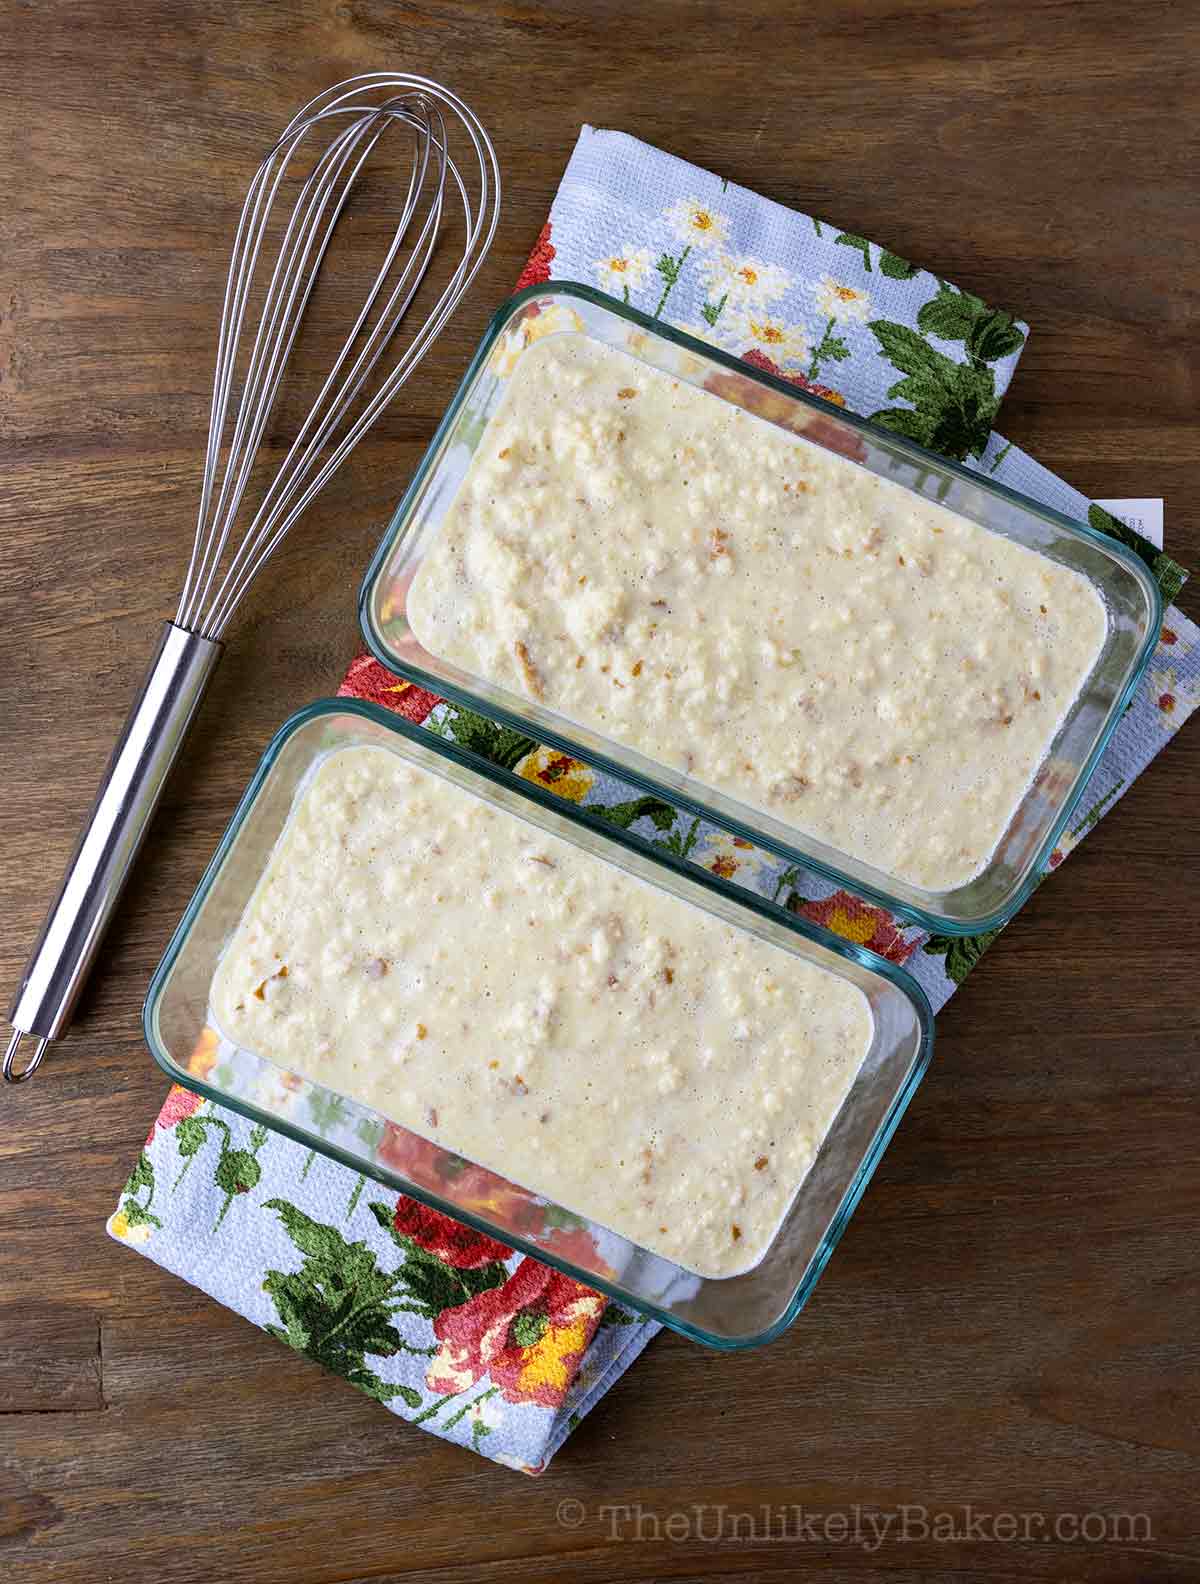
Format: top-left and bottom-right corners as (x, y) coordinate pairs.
(357, 279), (1163, 937)
(142, 695), (935, 1350)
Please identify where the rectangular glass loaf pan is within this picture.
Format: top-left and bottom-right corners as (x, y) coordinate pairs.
(359, 282), (1161, 937)
(144, 699), (932, 1350)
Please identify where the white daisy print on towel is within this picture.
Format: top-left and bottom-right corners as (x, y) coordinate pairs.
(814, 273), (873, 324)
(662, 196), (730, 250)
(594, 245), (653, 301)
(653, 198), (733, 320)
(804, 275), (874, 379)
(701, 252), (793, 309)
(721, 308), (812, 370)
(696, 829), (770, 886)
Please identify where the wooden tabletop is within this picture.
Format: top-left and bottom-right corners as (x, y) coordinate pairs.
(2, 2), (1197, 1580)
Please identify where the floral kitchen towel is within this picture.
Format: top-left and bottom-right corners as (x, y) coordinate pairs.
(535, 127), (1188, 595)
(533, 125), (1033, 464)
(110, 1096), (655, 1473)
(111, 124), (1199, 1472)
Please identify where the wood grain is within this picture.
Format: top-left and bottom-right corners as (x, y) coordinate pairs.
(0, 1), (1197, 1580)
(0, 1305), (103, 1413)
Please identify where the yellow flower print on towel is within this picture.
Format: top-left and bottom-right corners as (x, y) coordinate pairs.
(107, 1207), (154, 1245)
(109, 1150), (161, 1244)
(514, 747), (595, 802)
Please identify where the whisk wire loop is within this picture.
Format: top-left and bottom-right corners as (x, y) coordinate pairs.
(177, 76), (499, 640)
(184, 109), (401, 629)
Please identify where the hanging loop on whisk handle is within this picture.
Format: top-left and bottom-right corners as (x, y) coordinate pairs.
(4, 623), (223, 1082)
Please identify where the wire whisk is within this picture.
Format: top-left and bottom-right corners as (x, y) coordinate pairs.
(5, 73), (499, 1083)
(183, 73), (499, 639)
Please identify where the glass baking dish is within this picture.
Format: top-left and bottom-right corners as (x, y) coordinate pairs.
(358, 281), (1161, 936)
(144, 698), (932, 1350)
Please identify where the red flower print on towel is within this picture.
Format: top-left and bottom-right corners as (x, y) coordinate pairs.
(515, 220), (555, 290)
(145, 1082), (205, 1146)
(380, 1125), (612, 1280)
(391, 1196), (513, 1269)
(338, 652), (442, 723)
(379, 1124), (541, 1233)
(705, 354), (867, 464)
(741, 349), (870, 462)
(791, 888), (917, 965)
(538, 1221), (610, 1274)
(740, 347), (847, 408)
(426, 1255), (605, 1407)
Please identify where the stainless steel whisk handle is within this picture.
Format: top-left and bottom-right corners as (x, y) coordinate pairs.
(4, 623), (223, 1082)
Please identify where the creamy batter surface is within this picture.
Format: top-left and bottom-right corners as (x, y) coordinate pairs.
(406, 333), (1109, 891)
(211, 746), (874, 1278)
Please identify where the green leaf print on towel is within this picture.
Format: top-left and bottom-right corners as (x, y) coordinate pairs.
(307, 1090), (349, 1137)
(263, 1199), (429, 1405)
(653, 246), (691, 317)
(833, 232), (872, 271)
(867, 321), (999, 461)
(368, 1200), (510, 1319)
(113, 1151), (162, 1237)
(868, 281), (1026, 461)
(430, 704), (539, 773)
(921, 925), (1005, 985)
(430, 703), (677, 832)
(173, 1114), (209, 1179)
(879, 250), (919, 280)
(1087, 504), (1187, 605)
(171, 1112), (268, 1227)
(597, 1304), (641, 1329)
(588, 794), (677, 832)
(807, 318), (852, 382)
(654, 814), (701, 861)
(355, 1117), (385, 1152)
(916, 282), (1025, 363)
